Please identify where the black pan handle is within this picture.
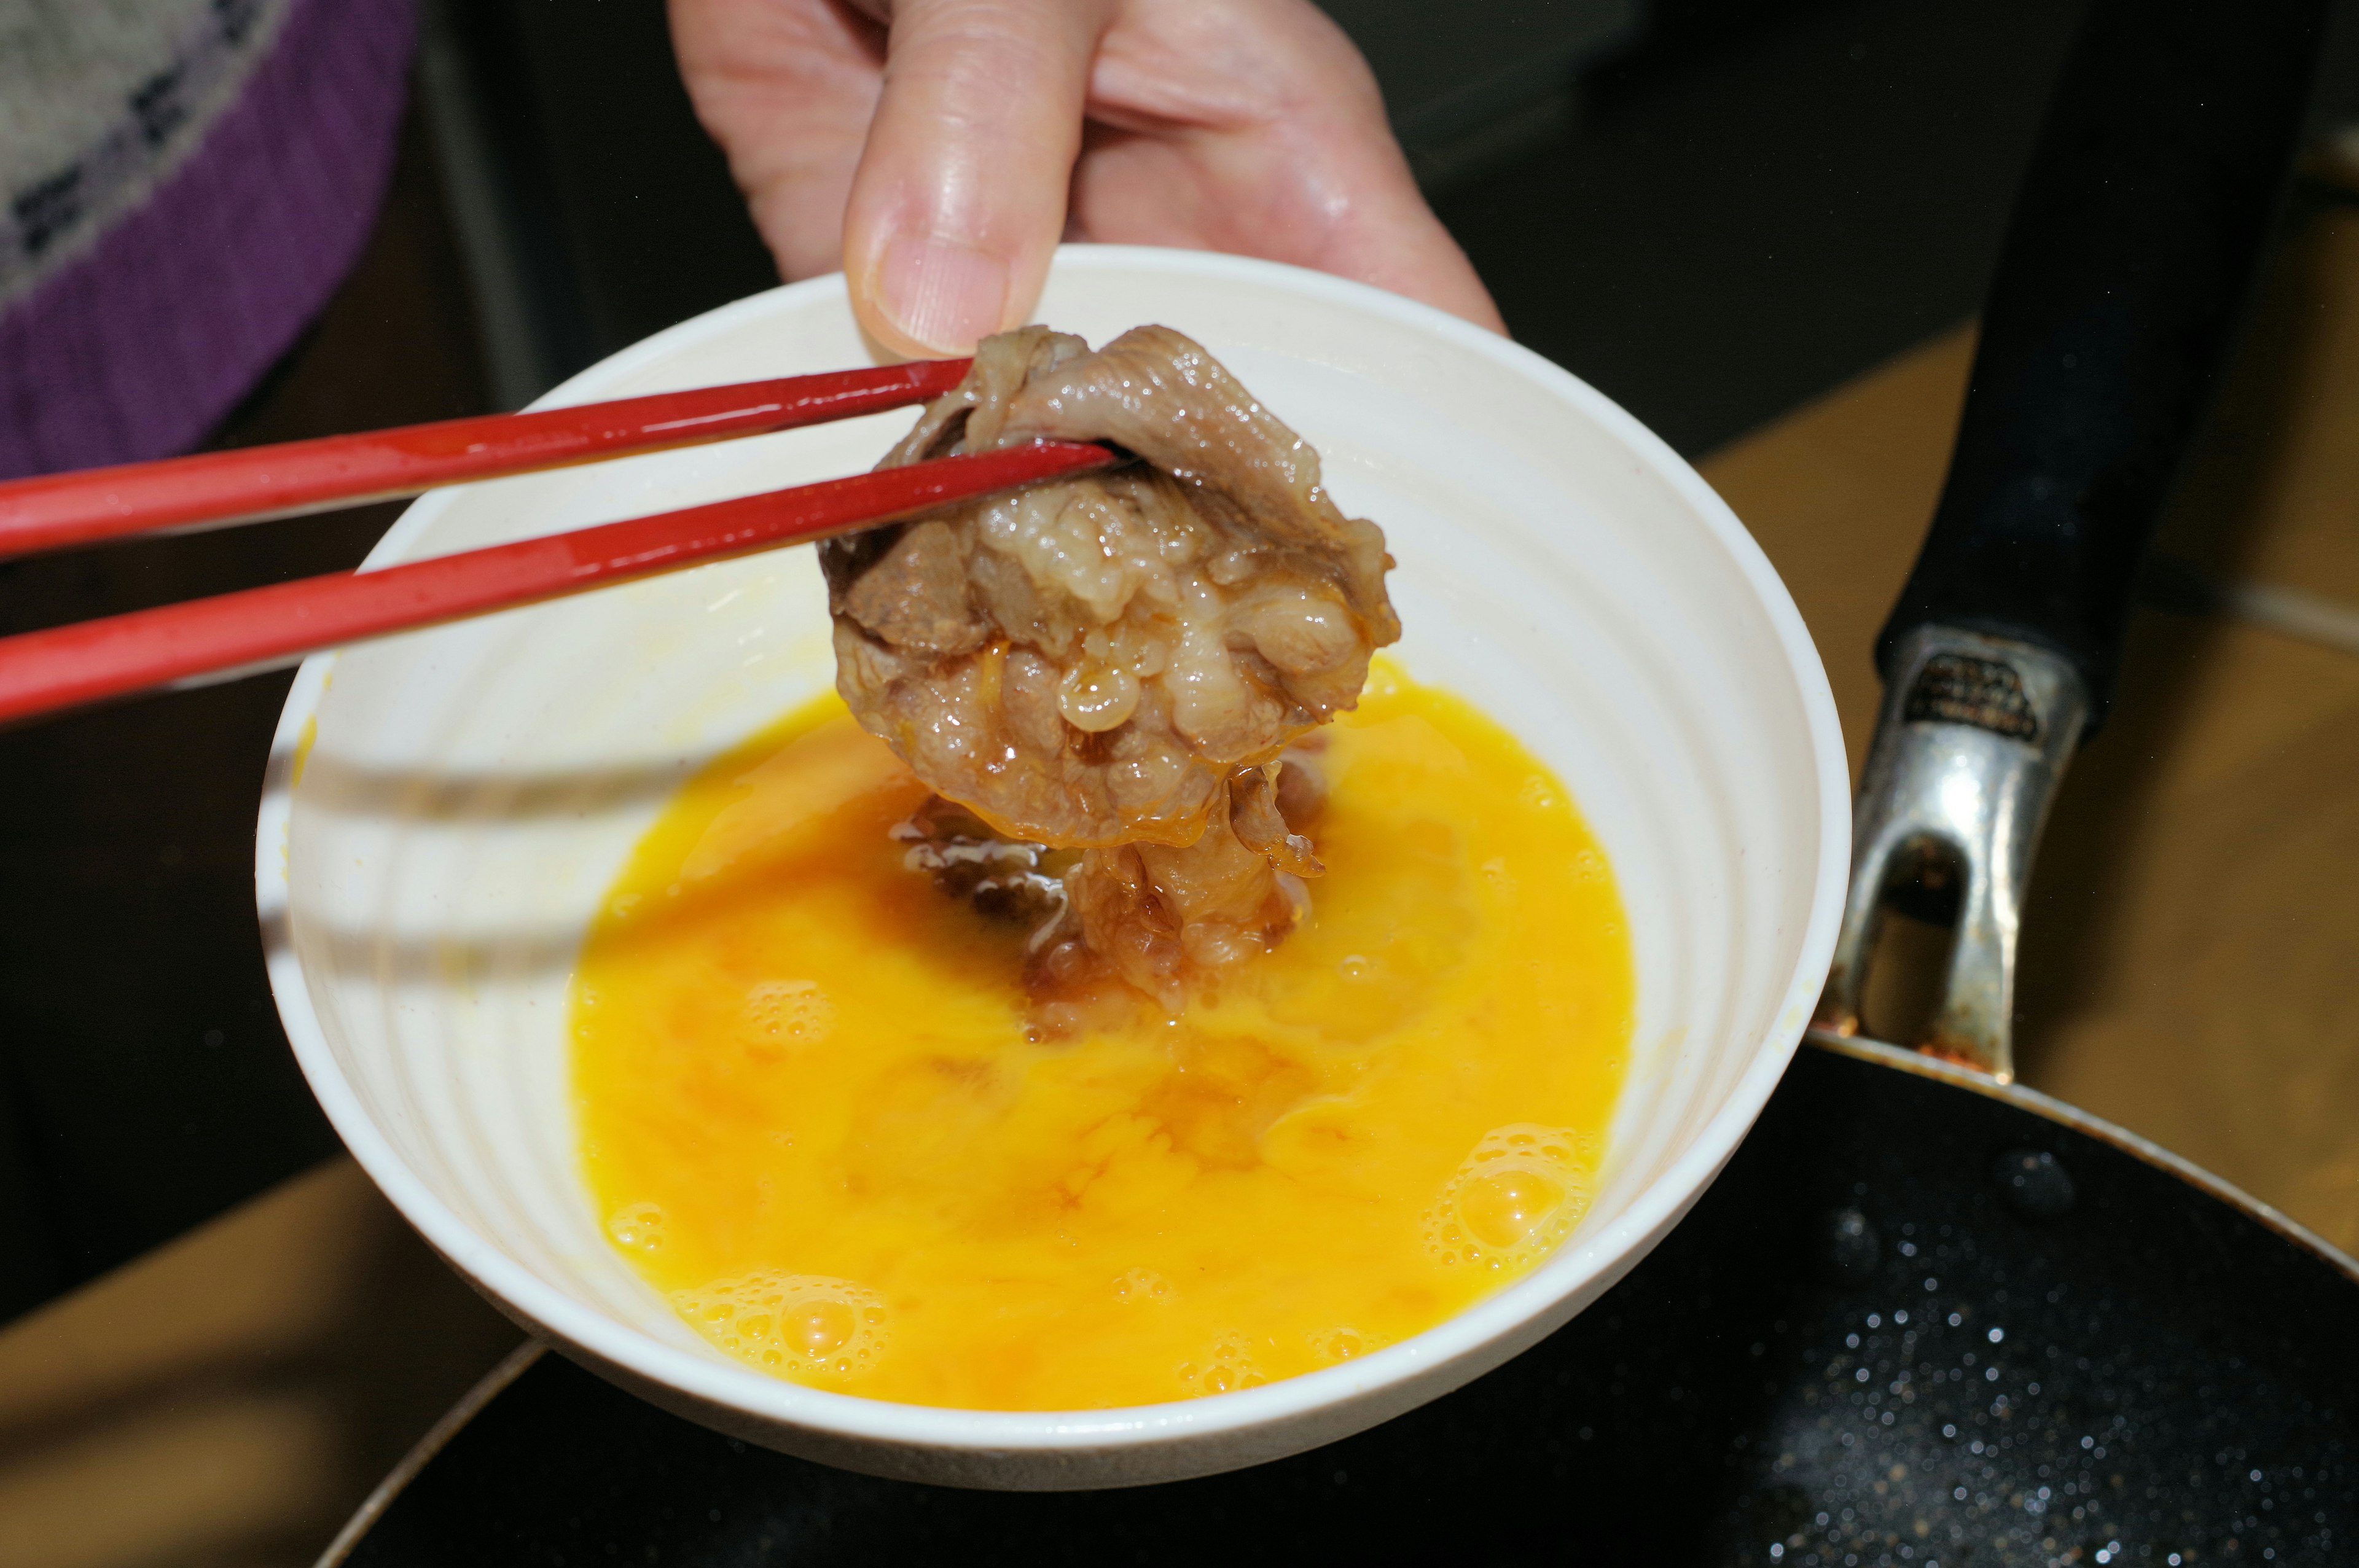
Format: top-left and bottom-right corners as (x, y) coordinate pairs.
(1876, 0), (2328, 720)
(1819, 0), (2327, 1079)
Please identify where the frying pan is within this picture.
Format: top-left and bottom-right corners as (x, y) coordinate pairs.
(325, 0), (2357, 1561)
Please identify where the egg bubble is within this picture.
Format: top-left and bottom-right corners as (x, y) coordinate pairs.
(1178, 1332), (1267, 1397)
(671, 1270), (886, 1378)
(1420, 1124), (1592, 1272)
(606, 1201), (667, 1253)
(1307, 1326), (1383, 1364)
(1113, 1268), (1173, 1305)
(743, 980), (834, 1055)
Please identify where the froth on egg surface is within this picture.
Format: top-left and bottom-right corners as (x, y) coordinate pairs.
(1421, 1125), (1597, 1271)
(606, 1201), (667, 1253)
(573, 663), (1633, 1411)
(1179, 1332), (1270, 1396)
(670, 1270), (888, 1378)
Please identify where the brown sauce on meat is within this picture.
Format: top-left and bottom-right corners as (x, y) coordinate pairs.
(821, 326), (1399, 1029)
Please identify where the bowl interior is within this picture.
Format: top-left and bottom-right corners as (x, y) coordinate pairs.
(260, 248), (1844, 1470)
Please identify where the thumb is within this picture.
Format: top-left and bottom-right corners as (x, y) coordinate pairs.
(844, 0), (1108, 353)
(843, 0), (1111, 357)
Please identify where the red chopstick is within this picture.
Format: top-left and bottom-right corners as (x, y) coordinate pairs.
(0, 441), (1116, 727)
(0, 359), (973, 559)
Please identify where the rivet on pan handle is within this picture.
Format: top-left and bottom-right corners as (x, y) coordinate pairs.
(1813, 0), (2328, 1079)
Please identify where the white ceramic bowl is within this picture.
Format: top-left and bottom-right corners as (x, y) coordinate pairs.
(257, 246), (1848, 1489)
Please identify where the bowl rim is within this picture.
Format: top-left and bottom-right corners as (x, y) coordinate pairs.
(256, 244), (1851, 1459)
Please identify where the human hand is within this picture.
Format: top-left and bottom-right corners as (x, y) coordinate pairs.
(669, 0), (1503, 357)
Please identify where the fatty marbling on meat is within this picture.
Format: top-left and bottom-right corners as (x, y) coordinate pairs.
(822, 326), (1396, 1024)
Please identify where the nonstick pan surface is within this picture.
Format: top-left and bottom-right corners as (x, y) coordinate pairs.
(329, 1039), (2358, 1567)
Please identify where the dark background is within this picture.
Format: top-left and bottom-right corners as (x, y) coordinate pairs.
(4, 0), (2355, 1321)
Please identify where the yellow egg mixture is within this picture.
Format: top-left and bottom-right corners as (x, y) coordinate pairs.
(572, 665), (1633, 1410)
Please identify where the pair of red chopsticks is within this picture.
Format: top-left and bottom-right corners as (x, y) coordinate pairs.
(0, 361), (1116, 727)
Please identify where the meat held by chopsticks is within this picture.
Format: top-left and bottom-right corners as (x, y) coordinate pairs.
(822, 326), (1398, 1029)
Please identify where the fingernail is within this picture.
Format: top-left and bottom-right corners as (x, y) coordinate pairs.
(874, 233), (1010, 354)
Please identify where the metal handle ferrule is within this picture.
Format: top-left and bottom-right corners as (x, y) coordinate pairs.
(1814, 626), (2089, 1082)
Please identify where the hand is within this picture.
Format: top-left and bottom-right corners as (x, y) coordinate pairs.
(670, 0), (1504, 357)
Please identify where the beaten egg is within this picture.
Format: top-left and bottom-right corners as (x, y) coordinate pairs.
(572, 663), (1632, 1411)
